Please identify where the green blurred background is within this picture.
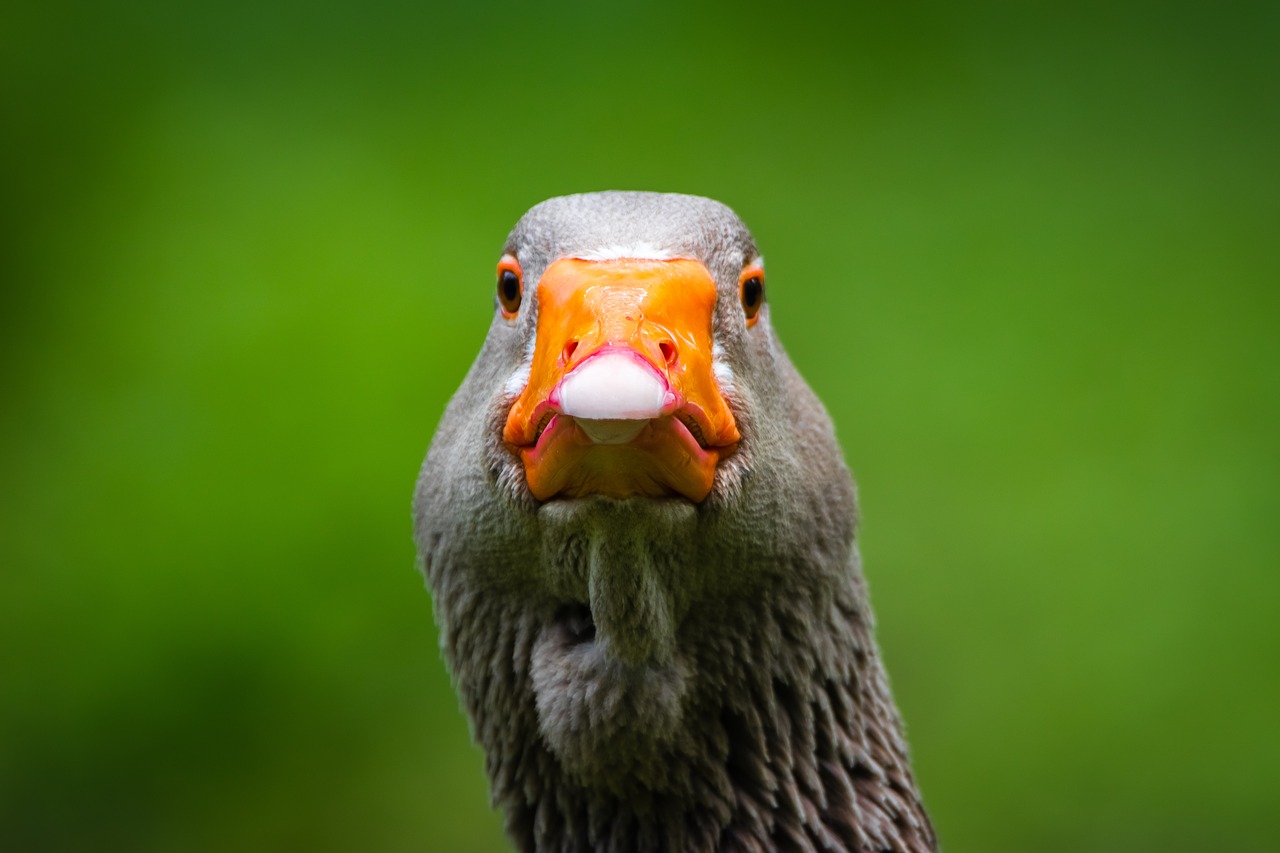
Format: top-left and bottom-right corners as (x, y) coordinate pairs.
(2, 0), (1277, 850)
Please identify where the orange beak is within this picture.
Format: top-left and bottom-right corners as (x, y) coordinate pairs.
(503, 257), (740, 501)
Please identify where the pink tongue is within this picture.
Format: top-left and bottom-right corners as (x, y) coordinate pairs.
(555, 351), (674, 445)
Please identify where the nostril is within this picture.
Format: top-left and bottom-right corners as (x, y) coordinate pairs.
(659, 341), (677, 366)
(561, 340), (578, 365)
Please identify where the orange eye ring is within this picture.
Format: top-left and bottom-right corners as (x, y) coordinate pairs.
(739, 264), (765, 326)
(497, 255), (523, 318)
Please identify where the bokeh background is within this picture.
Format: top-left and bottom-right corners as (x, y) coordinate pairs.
(3, 0), (1277, 850)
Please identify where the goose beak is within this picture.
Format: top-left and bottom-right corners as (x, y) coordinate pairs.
(503, 257), (740, 501)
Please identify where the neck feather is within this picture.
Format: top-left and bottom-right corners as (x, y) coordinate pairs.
(429, 536), (936, 853)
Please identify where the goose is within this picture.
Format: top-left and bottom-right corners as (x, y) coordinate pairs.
(413, 191), (936, 852)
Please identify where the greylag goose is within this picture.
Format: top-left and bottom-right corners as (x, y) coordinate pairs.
(414, 191), (936, 852)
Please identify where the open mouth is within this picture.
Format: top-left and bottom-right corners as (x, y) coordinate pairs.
(503, 258), (740, 502)
(513, 408), (728, 501)
(532, 411), (709, 451)
(526, 347), (717, 451)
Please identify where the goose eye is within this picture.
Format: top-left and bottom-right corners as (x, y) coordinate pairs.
(739, 265), (765, 325)
(497, 256), (523, 318)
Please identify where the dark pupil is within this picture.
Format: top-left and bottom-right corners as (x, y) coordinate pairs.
(500, 270), (520, 304)
(743, 277), (763, 307)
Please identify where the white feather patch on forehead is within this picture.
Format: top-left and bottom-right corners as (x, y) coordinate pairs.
(572, 242), (682, 262)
